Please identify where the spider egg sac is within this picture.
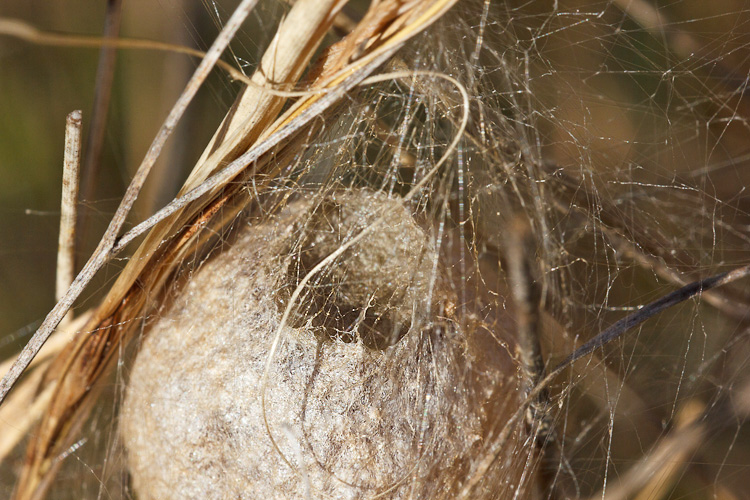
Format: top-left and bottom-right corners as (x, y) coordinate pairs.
(120, 190), (489, 499)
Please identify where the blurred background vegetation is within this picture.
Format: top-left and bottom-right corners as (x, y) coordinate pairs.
(0, 0), (267, 356)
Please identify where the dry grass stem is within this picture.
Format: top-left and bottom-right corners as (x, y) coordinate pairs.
(56, 111), (81, 328)
(557, 263), (750, 369)
(0, 18), (250, 84)
(78, 0), (122, 234)
(0, 0), (261, 408)
(7, 2), (461, 497)
(0, 313), (87, 463)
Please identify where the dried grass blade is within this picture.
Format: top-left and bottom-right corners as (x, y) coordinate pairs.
(98, 0), (347, 321)
(7, 0), (262, 496)
(13, 2), (460, 498)
(0, 313), (86, 464)
(56, 111), (81, 328)
(0, 0), (260, 409)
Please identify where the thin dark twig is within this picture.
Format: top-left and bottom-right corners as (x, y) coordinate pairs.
(460, 262), (750, 499)
(78, 0), (122, 261)
(555, 263), (750, 371)
(0, 0), (261, 406)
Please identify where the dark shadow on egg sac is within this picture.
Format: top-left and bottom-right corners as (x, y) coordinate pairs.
(282, 191), (440, 350)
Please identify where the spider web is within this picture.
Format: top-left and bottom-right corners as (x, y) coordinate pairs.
(3, 0), (750, 498)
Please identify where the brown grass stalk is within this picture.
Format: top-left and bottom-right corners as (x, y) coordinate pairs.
(8, 1), (460, 498)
